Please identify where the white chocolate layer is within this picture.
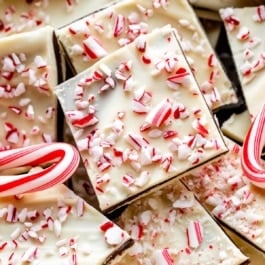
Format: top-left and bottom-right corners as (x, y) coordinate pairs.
(57, 0), (237, 110)
(0, 0), (116, 37)
(183, 137), (265, 252)
(0, 184), (133, 265)
(189, 0), (265, 11)
(223, 226), (265, 265)
(221, 110), (252, 143)
(0, 26), (58, 149)
(117, 180), (248, 265)
(55, 27), (228, 212)
(220, 6), (265, 116)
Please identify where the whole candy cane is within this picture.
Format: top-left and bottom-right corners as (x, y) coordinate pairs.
(0, 142), (80, 197)
(241, 104), (265, 187)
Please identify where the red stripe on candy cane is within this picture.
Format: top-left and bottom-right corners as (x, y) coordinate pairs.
(0, 143), (80, 196)
(241, 104), (265, 187)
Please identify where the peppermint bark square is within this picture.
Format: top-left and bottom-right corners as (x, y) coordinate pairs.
(0, 184), (133, 265)
(55, 26), (228, 212)
(220, 6), (265, 117)
(57, 0), (237, 110)
(117, 181), (248, 265)
(0, 26), (59, 149)
(182, 137), (265, 253)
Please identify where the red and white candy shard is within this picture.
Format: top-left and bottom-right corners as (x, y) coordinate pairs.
(145, 98), (172, 127)
(241, 104), (265, 187)
(0, 142), (80, 196)
(186, 220), (203, 248)
(152, 248), (174, 265)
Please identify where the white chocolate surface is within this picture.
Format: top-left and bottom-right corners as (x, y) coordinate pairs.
(183, 138), (265, 252)
(0, 0), (116, 37)
(223, 226), (265, 265)
(55, 27), (228, 212)
(0, 184), (132, 265)
(221, 110), (252, 143)
(57, 0), (237, 110)
(0, 26), (58, 149)
(189, 0), (265, 11)
(220, 6), (265, 117)
(117, 180), (248, 265)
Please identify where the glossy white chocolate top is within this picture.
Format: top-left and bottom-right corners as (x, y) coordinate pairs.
(183, 138), (265, 252)
(57, 0), (237, 110)
(0, 26), (58, 149)
(55, 26), (227, 212)
(0, 0), (115, 37)
(118, 180), (248, 265)
(220, 6), (265, 116)
(0, 184), (132, 265)
(189, 0), (264, 11)
(221, 110), (251, 143)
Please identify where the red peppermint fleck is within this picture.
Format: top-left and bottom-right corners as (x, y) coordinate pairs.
(1, 71), (14, 81)
(231, 143), (241, 154)
(8, 106), (22, 115)
(142, 55), (151, 64)
(6, 128), (20, 144)
(0, 242), (7, 250)
(130, 224), (144, 240)
(193, 119), (209, 137)
(122, 75), (134, 91)
(163, 130), (177, 139)
(68, 27), (77, 35)
(100, 221), (114, 232)
(113, 14), (125, 37)
(83, 36), (107, 60)
(122, 174), (135, 187)
(224, 14), (240, 27)
(167, 67), (189, 84)
(207, 53), (216, 67)
(72, 113), (98, 128)
(140, 122), (152, 132)
(136, 35), (147, 52)
(34, 55), (47, 69)
(145, 98), (172, 127)
(237, 26), (250, 41)
(152, 248), (174, 265)
(161, 153), (173, 172)
(253, 5), (265, 22)
(126, 133), (150, 150)
(132, 99), (149, 114)
(186, 220), (203, 248)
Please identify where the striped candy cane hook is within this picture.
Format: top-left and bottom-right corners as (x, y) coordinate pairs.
(0, 142), (80, 197)
(241, 104), (265, 187)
